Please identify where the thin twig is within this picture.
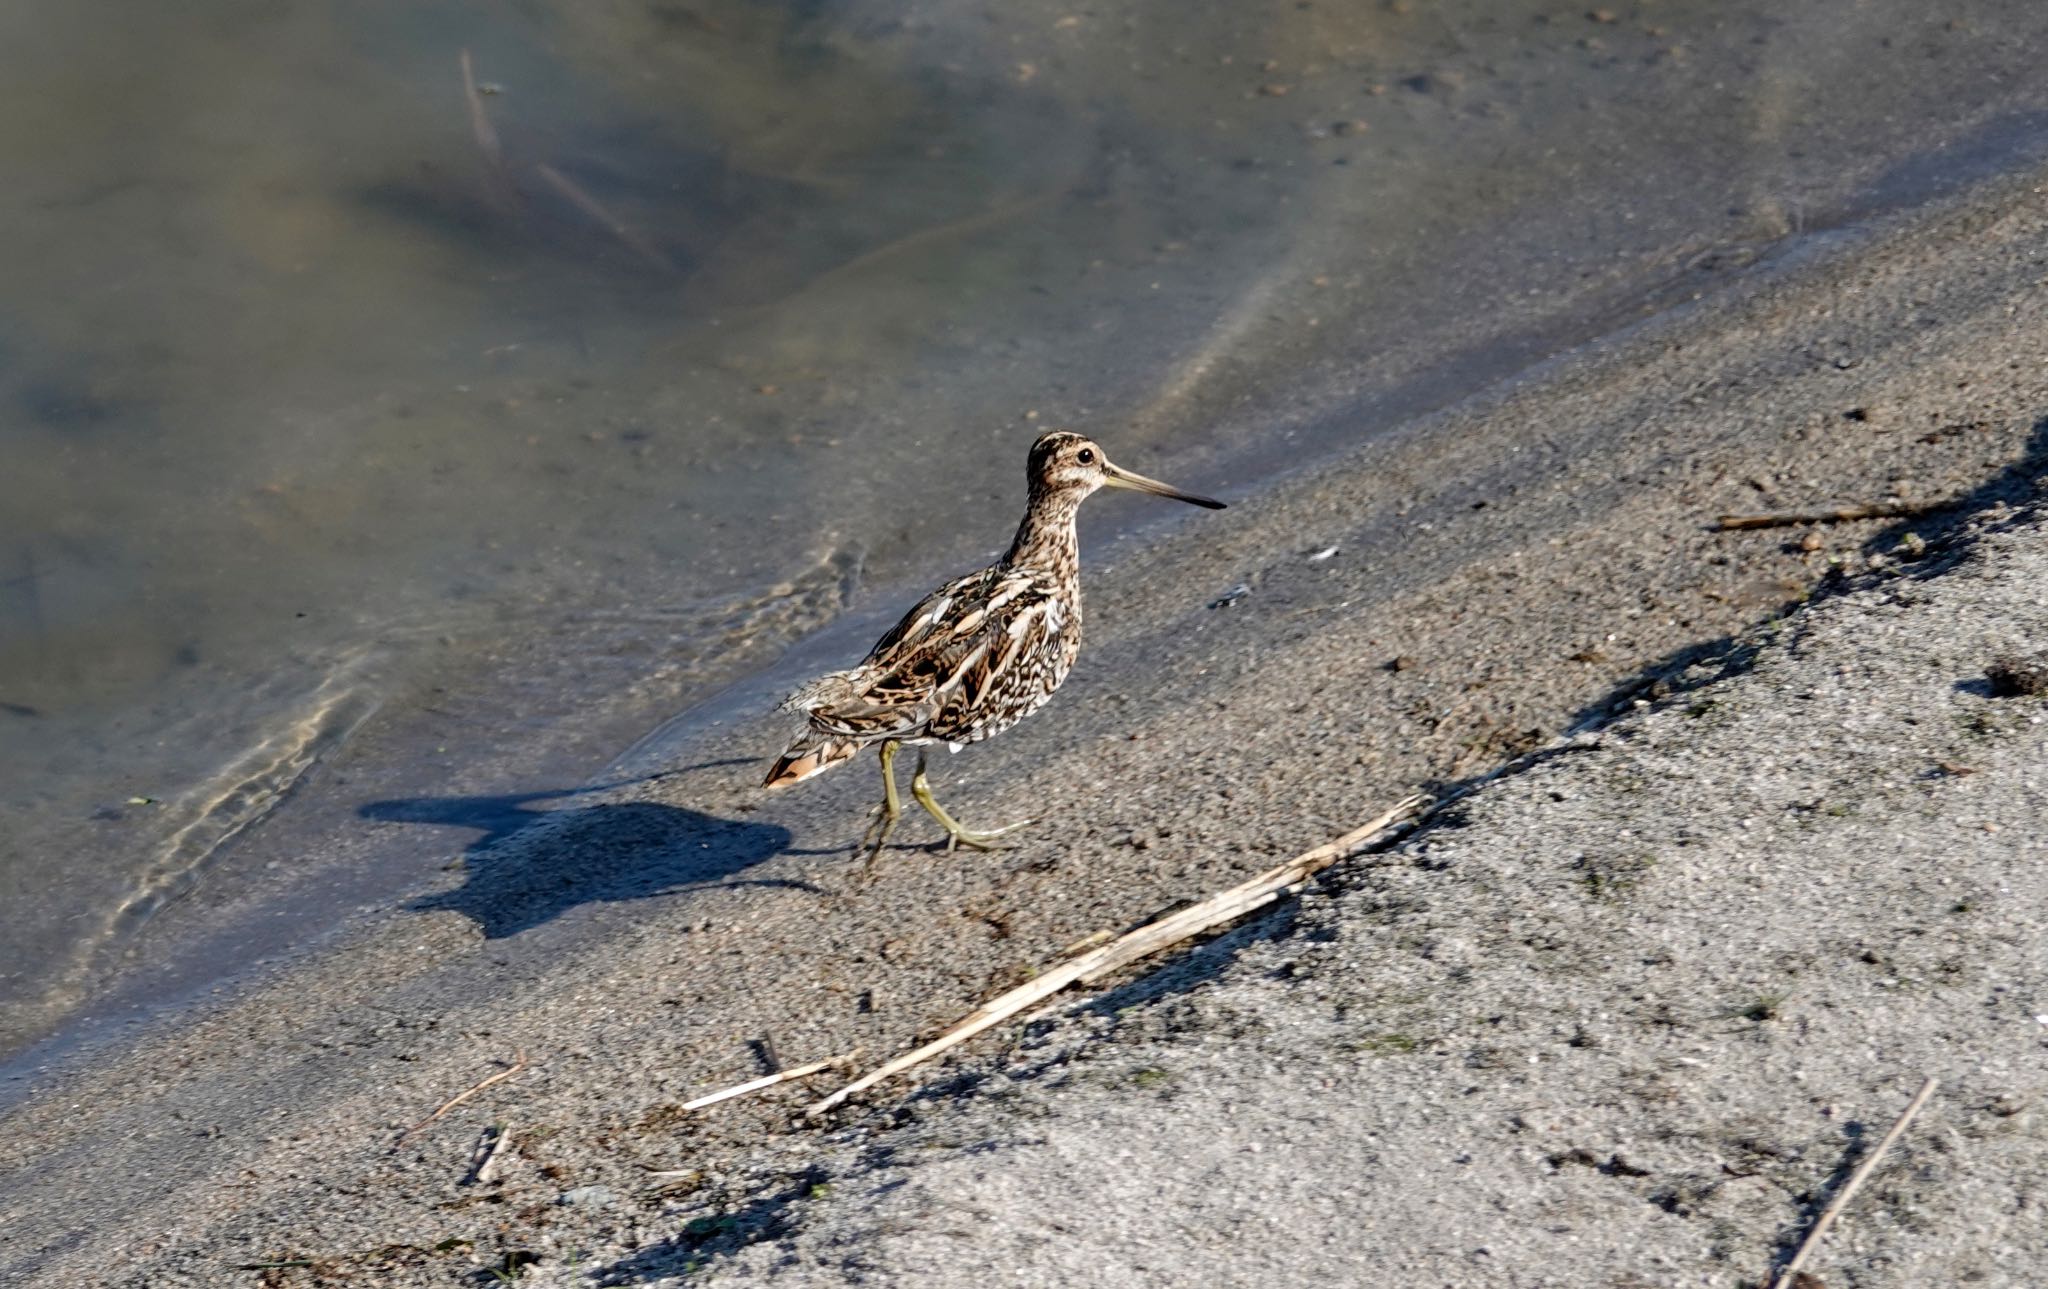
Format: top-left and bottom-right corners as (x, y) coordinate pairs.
(1772, 1076), (1939, 1289)
(682, 1055), (847, 1112)
(392, 1048), (529, 1149)
(805, 794), (1427, 1119)
(534, 163), (677, 273)
(1714, 502), (1936, 531)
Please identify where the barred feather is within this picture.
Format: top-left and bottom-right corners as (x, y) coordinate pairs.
(762, 734), (862, 789)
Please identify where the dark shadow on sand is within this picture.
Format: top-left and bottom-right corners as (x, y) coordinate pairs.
(1562, 412), (2048, 735)
(362, 788), (800, 940)
(595, 1166), (829, 1287)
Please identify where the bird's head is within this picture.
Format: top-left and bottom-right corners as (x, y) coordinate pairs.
(1026, 430), (1225, 510)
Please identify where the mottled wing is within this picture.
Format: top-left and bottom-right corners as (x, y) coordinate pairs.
(925, 576), (1072, 744)
(859, 566), (1003, 668)
(807, 566), (1060, 743)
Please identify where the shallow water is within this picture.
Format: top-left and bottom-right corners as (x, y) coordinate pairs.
(5, 0), (2047, 1058)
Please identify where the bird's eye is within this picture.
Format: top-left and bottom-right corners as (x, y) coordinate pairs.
(1077, 448), (1095, 464)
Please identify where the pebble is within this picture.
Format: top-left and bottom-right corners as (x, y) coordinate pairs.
(1404, 71), (1464, 95)
(1987, 651), (2048, 697)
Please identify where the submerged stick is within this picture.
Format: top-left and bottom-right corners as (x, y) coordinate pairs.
(459, 50), (507, 172)
(534, 163), (678, 273)
(1771, 1076), (1939, 1289)
(460, 48), (518, 212)
(683, 1056), (847, 1112)
(805, 794), (1427, 1119)
(800, 188), (1059, 295)
(1713, 502), (1936, 531)
(392, 1047), (529, 1149)
(459, 50), (502, 166)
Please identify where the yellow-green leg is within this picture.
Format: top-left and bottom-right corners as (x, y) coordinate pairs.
(857, 740), (903, 872)
(910, 751), (1034, 853)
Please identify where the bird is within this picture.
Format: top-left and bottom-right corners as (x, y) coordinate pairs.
(762, 430), (1225, 864)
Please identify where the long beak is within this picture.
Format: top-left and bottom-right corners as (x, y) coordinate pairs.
(1100, 459), (1226, 509)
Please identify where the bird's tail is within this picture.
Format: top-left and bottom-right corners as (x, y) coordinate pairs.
(762, 733), (862, 790)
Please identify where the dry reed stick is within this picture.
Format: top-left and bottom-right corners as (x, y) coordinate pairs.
(805, 794), (1427, 1118)
(683, 1056), (847, 1112)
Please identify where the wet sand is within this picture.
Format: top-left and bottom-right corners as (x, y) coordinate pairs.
(3, 104), (2048, 1286)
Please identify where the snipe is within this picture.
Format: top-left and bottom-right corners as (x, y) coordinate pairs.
(763, 431), (1224, 863)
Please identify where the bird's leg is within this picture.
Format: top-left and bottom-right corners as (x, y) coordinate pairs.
(857, 740), (903, 872)
(909, 751), (1035, 853)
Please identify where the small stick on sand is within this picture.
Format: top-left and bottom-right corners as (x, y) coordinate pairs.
(392, 1047), (529, 1150)
(805, 794), (1427, 1119)
(1771, 1076), (1939, 1289)
(461, 1124), (512, 1186)
(1713, 502), (1936, 531)
(683, 1055), (848, 1112)
(534, 163), (678, 274)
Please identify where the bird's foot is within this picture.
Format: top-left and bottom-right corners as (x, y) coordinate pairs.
(933, 816), (1036, 854)
(857, 803), (901, 872)
(909, 751), (1032, 854)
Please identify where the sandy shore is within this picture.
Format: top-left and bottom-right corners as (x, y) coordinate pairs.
(5, 130), (2048, 1288)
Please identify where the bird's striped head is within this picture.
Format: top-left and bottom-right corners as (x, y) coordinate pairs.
(1025, 431), (1225, 511)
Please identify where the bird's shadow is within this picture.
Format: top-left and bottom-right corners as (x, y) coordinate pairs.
(361, 773), (803, 940)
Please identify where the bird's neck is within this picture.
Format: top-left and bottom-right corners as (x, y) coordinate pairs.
(1002, 490), (1083, 574)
